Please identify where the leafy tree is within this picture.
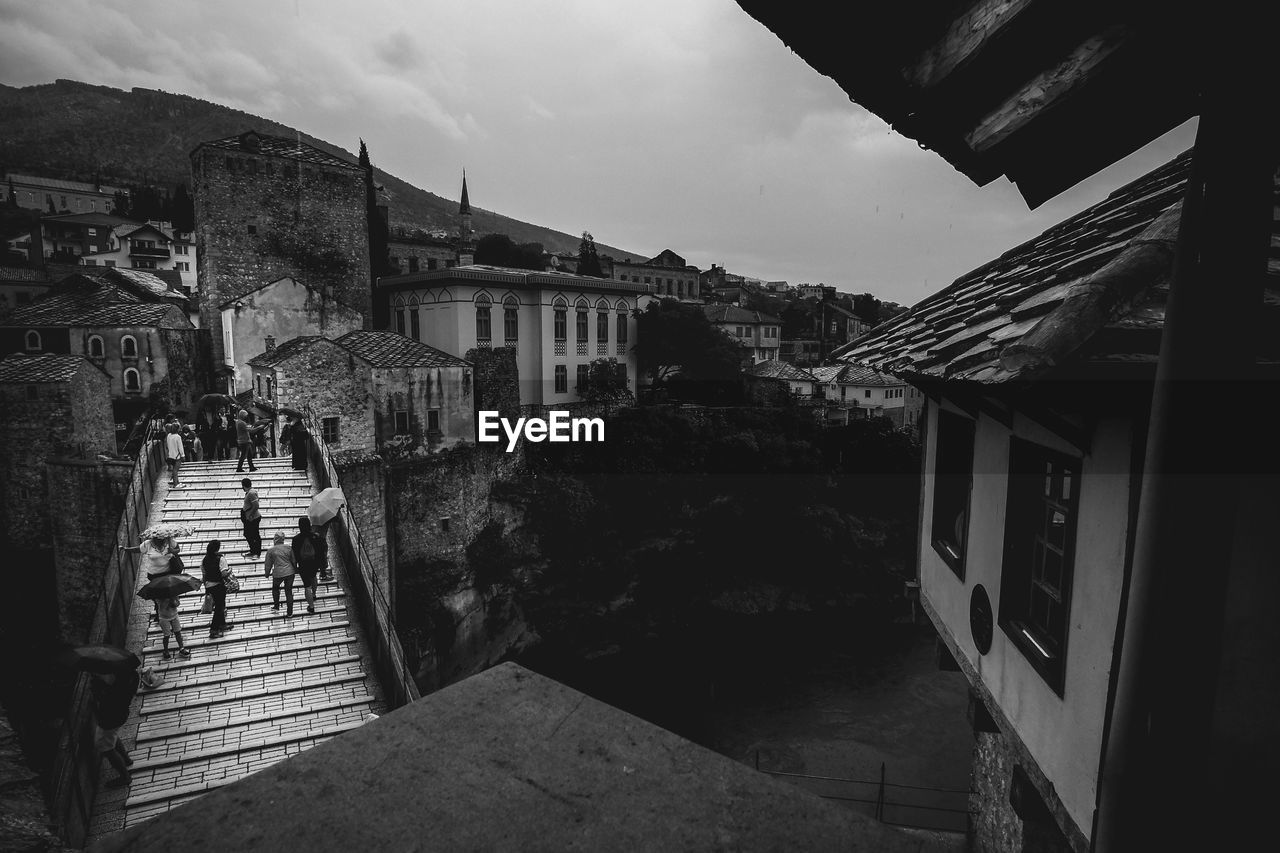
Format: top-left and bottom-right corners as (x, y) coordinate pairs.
(170, 184), (194, 232)
(633, 298), (745, 401)
(474, 233), (544, 270)
(576, 231), (603, 277)
(582, 357), (635, 404)
(360, 139), (394, 325)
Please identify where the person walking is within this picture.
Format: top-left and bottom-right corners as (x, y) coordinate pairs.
(289, 416), (309, 471)
(91, 663), (140, 788)
(220, 410), (235, 460)
(240, 478), (262, 558)
(164, 423), (185, 488)
(155, 596), (191, 660)
(201, 539), (234, 638)
(263, 531), (297, 617)
(292, 517), (327, 614)
(234, 409), (257, 472)
(315, 521), (334, 583)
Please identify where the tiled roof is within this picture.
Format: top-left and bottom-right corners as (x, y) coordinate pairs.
(334, 330), (471, 369)
(103, 268), (186, 301)
(702, 305), (782, 325)
(246, 336), (326, 368)
(745, 360), (817, 381)
(6, 174), (125, 195)
(0, 353), (97, 383)
(42, 212), (135, 228)
(834, 150), (1209, 384)
(807, 363), (899, 386)
(0, 267), (51, 284)
(196, 131), (362, 171)
(1, 282), (188, 328)
(382, 264), (656, 295)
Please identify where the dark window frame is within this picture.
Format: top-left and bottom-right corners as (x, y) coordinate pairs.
(394, 410), (410, 435)
(554, 364), (567, 393)
(931, 408), (976, 579)
(321, 417), (340, 444)
(998, 438), (1081, 696)
(475, 295), (492, 341)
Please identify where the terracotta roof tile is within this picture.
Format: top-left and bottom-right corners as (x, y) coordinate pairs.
(196, 131), (361, 171)
(333, 330), (471, 369)
(0, 353), (96, 383)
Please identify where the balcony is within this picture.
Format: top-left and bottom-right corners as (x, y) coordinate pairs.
(129, 245), (170, 259)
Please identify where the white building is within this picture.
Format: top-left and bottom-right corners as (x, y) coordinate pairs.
(377, 264), (654, 406)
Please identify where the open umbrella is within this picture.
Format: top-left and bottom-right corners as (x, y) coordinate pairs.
(56, 644), (140, 675)
(137, 573), (203, 601)
(195, 392), (239, 412)
(139, 522), (196, 541)
(308, 487), (346, 526)
(279, 406), (305, 418)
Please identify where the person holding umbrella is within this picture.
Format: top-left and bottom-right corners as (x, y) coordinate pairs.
(308, 488), (344, 583)
(120, 534), (181, 581)
(284, 412), (309, 471)
(138, 571), (203, 659)
(56, 646), (144, 789)
(292, 517), (327, 614)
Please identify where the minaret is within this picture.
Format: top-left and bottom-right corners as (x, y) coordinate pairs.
(457, 171), (474, 265)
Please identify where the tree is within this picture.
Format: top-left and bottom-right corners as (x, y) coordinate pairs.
(852, 292), (881, 325)
(576, 231), (603, 277)
(633, 298), (746, 395)
(582, 357), (635, 404)
(474, 233), (544, 271)
(360, 138), (393, 326)
(170, 184), (194, 232)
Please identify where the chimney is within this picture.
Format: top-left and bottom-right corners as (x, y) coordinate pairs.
(265, 335), (276, 353)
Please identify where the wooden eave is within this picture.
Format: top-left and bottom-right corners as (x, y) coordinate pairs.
(734, 0), (1200, 206)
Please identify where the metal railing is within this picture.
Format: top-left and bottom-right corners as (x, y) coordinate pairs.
(50, 431), (166, 847)
(755, 753), (972, 834)
(303, 413), (420, 709)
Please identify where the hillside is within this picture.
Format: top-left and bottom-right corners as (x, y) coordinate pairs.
(0, 79), (638, 258)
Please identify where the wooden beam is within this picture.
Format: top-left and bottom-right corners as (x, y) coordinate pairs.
(903, 0), (1037, 91)
(964, 25), (1129, 155)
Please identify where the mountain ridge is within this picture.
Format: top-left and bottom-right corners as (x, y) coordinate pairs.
(0, 79), (642, 260)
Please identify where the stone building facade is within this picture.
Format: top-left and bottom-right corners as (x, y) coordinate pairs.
(611, 248), (701, 300)
(249, 330), (474, 456)
(0, 354), (119, 641)
(219, 276), (363, 394)
(191, 130), (371, 370)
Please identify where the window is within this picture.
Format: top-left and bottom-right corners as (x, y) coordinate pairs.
(427, 258), (438, 270)
(321, 417), (340, 444)
(576, 302), (589, 342)
(87, 335), (104, 358)
(118, 335), (137, 359)
(999, 440), (1080, 694)
(24, 330), (41, 351)
(123, 368), (141, 393)
(931, 409), (976, 578)
(396, 310), (406, 336)
(427, 409), (441, 433)
(132, 259), (156, 269)
(735, 326), (744, 337)
(408, 257), (420, 273)
(105, 260), (116, 268)
(617, 310), (628, 346)
(394, 411), (410, 435)
(554, 365), (567, 393)
(864, 389), (872, 398)
(247, 225), (257, 235)
(410, 307), (420, 340)
(83, 259), (98, 266)
(475, 294), (492, 341)
(503, 297), (519, 342)
(597, 307), (609, 343)
(576, 364), (589, 392)
(440, 517), (451, 533)
(553, 300), (567, 341)
(176, 262), (189, 272)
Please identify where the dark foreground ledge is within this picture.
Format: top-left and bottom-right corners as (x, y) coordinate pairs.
(92, 662), (935, 852)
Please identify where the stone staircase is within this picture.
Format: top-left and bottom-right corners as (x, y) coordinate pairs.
(90, 456), (386, 836)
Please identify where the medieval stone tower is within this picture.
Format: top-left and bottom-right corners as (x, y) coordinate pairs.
(191, 130), (372, 369)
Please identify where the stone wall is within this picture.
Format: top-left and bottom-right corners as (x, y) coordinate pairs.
(970, 730), (1076, 853)
(332, 451), (388, 591)
(0, 706), (67, 853)
(467, 346), (520, 423)
(372, 364), (474, 454)
(193, 142), (370, 369)
(46, 458), (132, 642)
(265, 339), (377, 454)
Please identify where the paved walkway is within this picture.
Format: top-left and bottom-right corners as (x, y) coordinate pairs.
(88, 455), (386, 840)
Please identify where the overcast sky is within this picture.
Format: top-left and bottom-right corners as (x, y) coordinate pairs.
(0, 0), (1195, 306)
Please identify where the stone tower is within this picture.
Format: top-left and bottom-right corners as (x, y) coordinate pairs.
(191, 130), (372, 370)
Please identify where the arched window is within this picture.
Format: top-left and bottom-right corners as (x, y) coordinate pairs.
(394, 296), (406, 336)
(24, 330), (41, 351)
(88, 335), (104, 358)
(616, 302), (629, 347)
(503, 296), (519, 342)
(123, 368), (141, 393)
(553, 297), (567, 342)
(475, 293), (492, 342)
(266, 376), (274, 398)
(256, 375), (263, 396)
(409, 296), (421, 340)
(120, 335), (138, 359)
(575, 299), (589, 344)
(596, 299), (609, 345)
